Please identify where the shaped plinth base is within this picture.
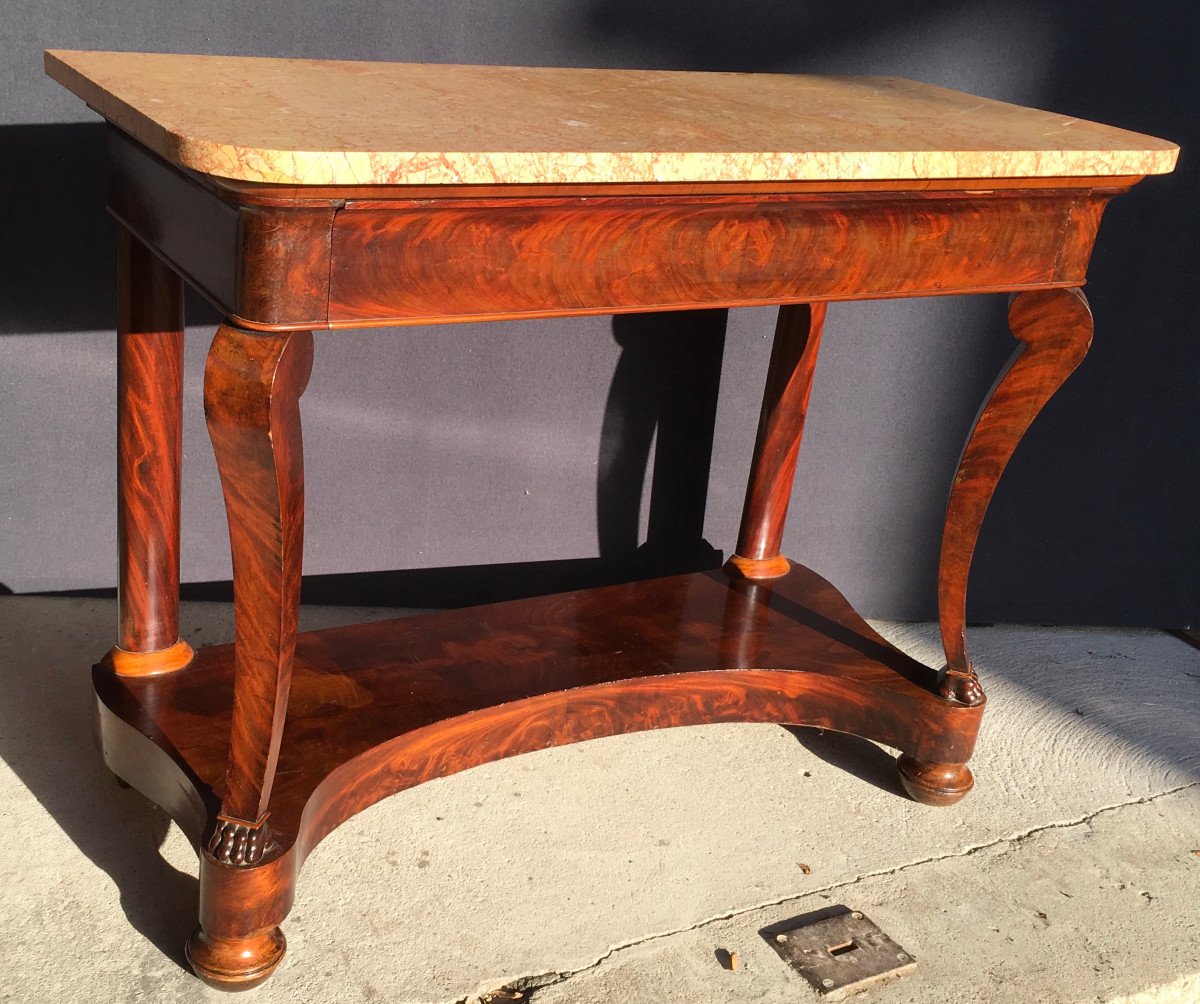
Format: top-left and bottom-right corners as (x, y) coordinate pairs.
(94, 560), (984, 989)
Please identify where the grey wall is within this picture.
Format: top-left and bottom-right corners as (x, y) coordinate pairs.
(1, 1), (1196, 625)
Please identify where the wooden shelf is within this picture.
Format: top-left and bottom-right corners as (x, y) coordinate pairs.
(95, 560), (982, 870)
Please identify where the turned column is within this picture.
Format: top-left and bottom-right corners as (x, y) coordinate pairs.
(727, 302), (826, 580)
(108, 224), (193, 676)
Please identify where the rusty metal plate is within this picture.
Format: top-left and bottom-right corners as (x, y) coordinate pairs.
(764, 909), (916, 999)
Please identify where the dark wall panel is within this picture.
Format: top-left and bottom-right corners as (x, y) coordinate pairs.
(1, 1), (1194, 626)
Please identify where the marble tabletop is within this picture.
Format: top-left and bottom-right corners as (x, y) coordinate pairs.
(46, 50), (1178, 187)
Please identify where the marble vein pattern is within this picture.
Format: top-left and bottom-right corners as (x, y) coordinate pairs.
(46, 50), (1179, 186)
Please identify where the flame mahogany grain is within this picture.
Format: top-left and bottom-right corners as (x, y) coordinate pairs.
(105, 127), (1119, 333)
(733, 302), (826, 572)
(90, 114), (1152, 990)
(203, 324), (313, 860)
(323, 191), (1109, 328)
(95, 565), (983, 953)
(936, 288), (1094, 704)
(107, 130), (335, 330)
(114, 225), (189, 661)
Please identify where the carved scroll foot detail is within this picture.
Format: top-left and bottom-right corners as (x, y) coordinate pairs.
(897, 754), (975, 806)
(937, 666), (986, 706)
(207, 816), (271, 867)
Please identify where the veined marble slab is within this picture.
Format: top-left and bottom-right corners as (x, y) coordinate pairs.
(46, 50), (1178, 187)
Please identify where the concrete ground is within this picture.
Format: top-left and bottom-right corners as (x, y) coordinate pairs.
(0, 595), (1197, 1004)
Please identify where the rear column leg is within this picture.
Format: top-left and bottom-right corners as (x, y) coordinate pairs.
(726, 302), (826, 580)
(107, 224), (194, 676)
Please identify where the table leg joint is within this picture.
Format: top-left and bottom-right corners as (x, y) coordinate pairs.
(937, 665), (987, 706)
(207, 813), (274, 868)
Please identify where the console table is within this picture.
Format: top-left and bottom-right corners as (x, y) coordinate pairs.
(46, 50), (1177, 990)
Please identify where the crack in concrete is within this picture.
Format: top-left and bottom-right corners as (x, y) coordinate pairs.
(459, 781), (1200, 1003)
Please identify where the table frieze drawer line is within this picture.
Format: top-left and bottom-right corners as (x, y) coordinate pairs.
(107, 127), (1121, 331)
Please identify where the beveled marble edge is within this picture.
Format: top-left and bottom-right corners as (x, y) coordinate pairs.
(163, 142), (1180, 187)
(45, 50), (1180, 187)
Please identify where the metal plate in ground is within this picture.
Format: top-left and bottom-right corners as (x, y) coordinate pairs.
(765, 910), (916, 999)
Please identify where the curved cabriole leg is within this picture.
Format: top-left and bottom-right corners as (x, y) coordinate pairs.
(193, 323), (313, 987)
(107, 225), (194, 677)
(726, 302), (826, 581)
(935, 287), (1094, 713)
(901, 289), (1091, 804)
(204, 322), (313, 856)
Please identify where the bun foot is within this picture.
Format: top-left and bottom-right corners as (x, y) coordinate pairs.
(185, 926), (286, 991)
(897, 754), (974, 806)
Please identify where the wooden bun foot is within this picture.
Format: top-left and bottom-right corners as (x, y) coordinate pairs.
(185, 926), (286, 991)
(897, 754), (974, 806)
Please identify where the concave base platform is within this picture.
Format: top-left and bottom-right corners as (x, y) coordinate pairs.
(93, 561), (982, 982)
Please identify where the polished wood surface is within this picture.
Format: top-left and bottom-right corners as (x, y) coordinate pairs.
(99, 564), (983, 848)
(203, 324), (314, 859)
(185, 925), (287, 991)
(95, 561), (983, 979)
(323, 189), (1110, 329)
(897, 754), (975, 806)
(42, 56), (1176, 991)
(94, 170), (1136, 987)
(107, 130), (1122, 333)
(114, 224), (190, 664)
(936, 288), (1094, 704)
(734, 302), (827, 571)
(105, 639), (196, 677)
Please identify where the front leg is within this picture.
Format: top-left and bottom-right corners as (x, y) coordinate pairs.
(937, 288), (1093, 705)
(203, 323), (314, 863)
